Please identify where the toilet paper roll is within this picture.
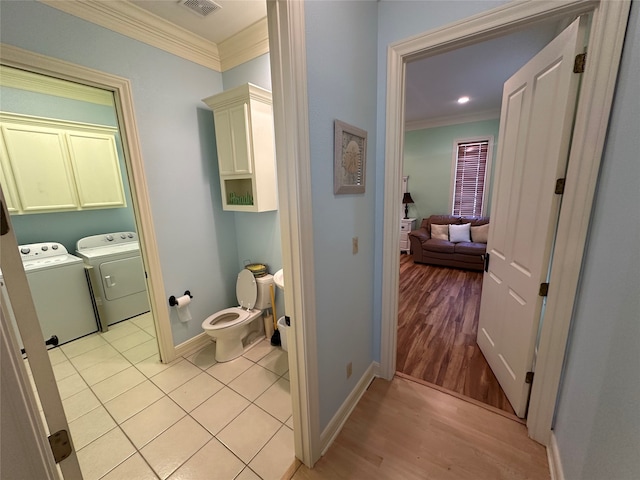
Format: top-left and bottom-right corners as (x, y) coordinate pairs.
(175, 295), (192, 323)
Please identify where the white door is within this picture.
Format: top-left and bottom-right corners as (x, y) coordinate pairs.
(0, 190), (83, 478)
(477, 17), (586, 418)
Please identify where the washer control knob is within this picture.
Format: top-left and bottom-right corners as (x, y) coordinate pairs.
(128, 233), (134, 238)
(52, 244), (59, 250)
(41, 245), (48, 251)
(120, 234), (126, 239)
(20, 247), (30, 255)
(106, 235), (114, 241)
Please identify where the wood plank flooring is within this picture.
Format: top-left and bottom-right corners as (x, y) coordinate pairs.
(291, 376), (549, 480)
(397, 254), (515, 415)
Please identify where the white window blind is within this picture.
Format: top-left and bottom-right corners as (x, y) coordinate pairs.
(452, 140), (489, 216)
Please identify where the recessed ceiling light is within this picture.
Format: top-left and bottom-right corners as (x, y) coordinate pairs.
(457, 96), (470, 104)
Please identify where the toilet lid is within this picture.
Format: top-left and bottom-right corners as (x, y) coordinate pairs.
(236, 269), (257, 309)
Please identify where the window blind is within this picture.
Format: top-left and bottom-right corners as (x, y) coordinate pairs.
(452, 140), (489, 217)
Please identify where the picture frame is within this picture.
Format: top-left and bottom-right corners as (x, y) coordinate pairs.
(334, 120), (367, 194)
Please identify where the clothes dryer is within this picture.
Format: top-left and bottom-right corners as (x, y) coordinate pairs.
(76, 232), (150, 330)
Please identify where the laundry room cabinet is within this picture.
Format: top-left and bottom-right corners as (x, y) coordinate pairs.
(0, 112), (126, 214)
(203, 83), (277, 212)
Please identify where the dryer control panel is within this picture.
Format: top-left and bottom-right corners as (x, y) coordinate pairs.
(76, 232), (138, 251)
(18, 242), (68, 260)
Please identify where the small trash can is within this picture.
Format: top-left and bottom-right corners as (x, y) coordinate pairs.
(277, 316), (289, 352)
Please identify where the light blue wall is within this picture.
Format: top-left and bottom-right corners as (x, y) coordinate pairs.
(404, 119), (500, 225)
(220, 53), (284, 319)
(0, 1), (238, 346)
(552, 3), (640, 478)
(305, 0), (378, 430)
(1, 86), (137, 253)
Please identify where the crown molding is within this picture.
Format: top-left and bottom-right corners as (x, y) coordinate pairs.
(0, 65), (114, 106)
(219, 17), (270, 72)
(40, 0), (222, 71)
(405, 109), (500, 131)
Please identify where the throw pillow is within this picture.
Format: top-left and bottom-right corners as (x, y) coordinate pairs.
(430, 224), (449, 240)
(449, 223), (471, 243)
(471, 223), (490, 243)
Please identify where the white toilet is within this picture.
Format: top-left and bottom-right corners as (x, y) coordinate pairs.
(202, 269), (273, 362)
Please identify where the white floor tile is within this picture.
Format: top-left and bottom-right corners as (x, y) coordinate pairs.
(68, 406), (117, 450)
(76, 427), (135, 480)
(257, 349), (289, 376)
(130, 312), (154, 330)
(144, 326), (157, 338)
(249, 425), (296, 480)
(110, 329), (154, 353)
(242, 338), (275, 362)
(235, 467), (262, 480)
(120, 397), (186, 449)
(167, 438), (244, 480)
(217, 404), (281, 464)
(78, 354), (131, 386)
(168, 372), (223, 412)
(100, 453), (159, 480)
(91, 366), (146, 403)
(104, 380), (164, 424)
(69, 343), (120, 371)
(206, 356), (253, 384)
(63, 388), (101, 423)
(100, 321), (142, 343)
(190, 387), (250, 435)
(228, 364), (280, 402)
(150, 359), (202, 393)
(185, 342), (217, 370)
(56, 372), (88, 400)
(254, 378), (292, 422)
(53, 360), (78, 382)
(285, 415), (294, 429)
(283, 371), (290, 380)
(140, 416), (211, 480)
(48, 347), (67, 366)
(136, 354), (174, 378)
(61, 334), (107, 359)
(122, 338), (159, 364)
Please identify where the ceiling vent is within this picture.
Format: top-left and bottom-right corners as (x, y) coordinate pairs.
(178, 0), (222, 18)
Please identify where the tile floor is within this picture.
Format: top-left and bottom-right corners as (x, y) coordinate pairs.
(28, 313), (295, 480)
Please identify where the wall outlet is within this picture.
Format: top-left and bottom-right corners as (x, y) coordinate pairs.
(346, 362), (353, 379)
(352, 237), (358, 255)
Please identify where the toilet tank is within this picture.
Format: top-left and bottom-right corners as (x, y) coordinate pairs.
(254, 274), (274, 310)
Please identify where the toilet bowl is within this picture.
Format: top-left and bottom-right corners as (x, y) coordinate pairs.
(202, 269), (273, 362)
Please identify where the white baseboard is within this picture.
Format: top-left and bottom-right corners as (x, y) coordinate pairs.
(174, 332), (211, 358)
(319, 361), (378, 455)
(548, 432), (565, 480)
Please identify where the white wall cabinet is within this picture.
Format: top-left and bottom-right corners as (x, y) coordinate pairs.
(0, 113), (125, 214)
(203, 83), (277, 212)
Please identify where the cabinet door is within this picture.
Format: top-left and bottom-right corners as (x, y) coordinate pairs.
(214, 109), (236, 175)
(228, 103), (252, 174)
(1, 124), (78, 212)
(0, 134), (20, 213)
(66, 131), (125, 208)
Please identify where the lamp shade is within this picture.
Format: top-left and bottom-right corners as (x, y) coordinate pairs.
(402, 192), (415, 204)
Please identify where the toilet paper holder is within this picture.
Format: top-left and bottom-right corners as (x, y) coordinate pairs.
(169, 290), (192, 307)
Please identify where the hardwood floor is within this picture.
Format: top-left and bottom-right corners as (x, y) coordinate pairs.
(397, 254), (515, 415)
(291, 376), (549, 480)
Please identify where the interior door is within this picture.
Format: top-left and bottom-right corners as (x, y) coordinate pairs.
(0, 190), (83, 478)
(477, 17), (586, 418)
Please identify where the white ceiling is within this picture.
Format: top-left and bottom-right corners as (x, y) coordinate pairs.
(126, 1), (566, 125)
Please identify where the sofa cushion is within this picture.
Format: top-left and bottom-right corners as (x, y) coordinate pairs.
(424, 239), (455, 254)
(454, 242), (486, 255)
(471, 223), (489, 243)
(430, 224), (449, 240)
(449, 223), (471, 243)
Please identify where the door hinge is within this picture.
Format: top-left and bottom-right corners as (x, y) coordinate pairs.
(525, 371), (535, 384)
(574, 53), (587, 73)
(539, 283), (549, 297)
(555, 178), (566, 195)
(48, 429), (73, 463)
(484, 252), (490, 272)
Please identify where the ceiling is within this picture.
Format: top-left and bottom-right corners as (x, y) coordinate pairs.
(125, 1), (565, 126)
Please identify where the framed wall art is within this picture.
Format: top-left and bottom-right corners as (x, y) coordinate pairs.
(334, 120), (367, 194)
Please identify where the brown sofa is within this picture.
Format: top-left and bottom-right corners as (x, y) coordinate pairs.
(409, 215), (490, 271)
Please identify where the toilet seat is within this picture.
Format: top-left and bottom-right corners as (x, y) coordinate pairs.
(203, 306), (261, 331)
(236, 269), (257, 310)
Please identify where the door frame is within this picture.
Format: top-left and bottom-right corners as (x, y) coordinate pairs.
(0, 44), (176, 363)
(380, 0), (631, 445)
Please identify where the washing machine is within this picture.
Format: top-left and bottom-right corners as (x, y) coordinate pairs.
(75, 232), (150, 330)
(0, 242), (98, 347)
